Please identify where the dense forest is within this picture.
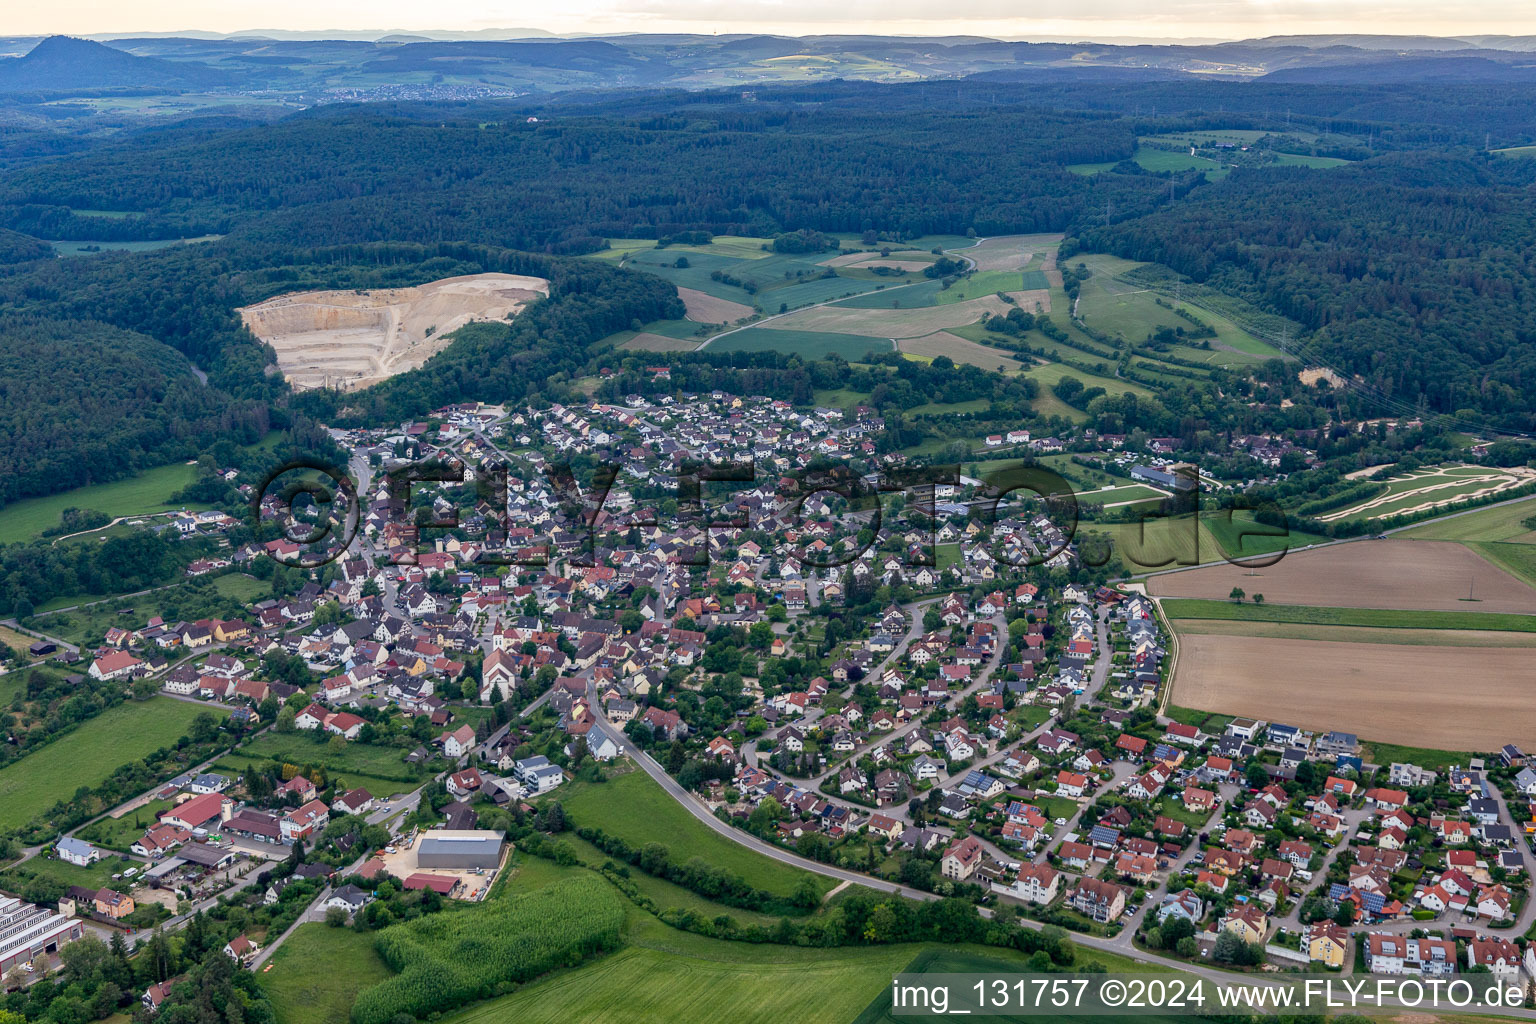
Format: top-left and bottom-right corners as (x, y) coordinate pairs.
(0, 74), (1533, 512)
(1075, 150), (1536, 430)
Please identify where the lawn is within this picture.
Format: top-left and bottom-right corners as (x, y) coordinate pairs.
(1273, 153), (1351, 168)
(703, 328), (895, 361)
(812, 387), (873, 410)
(0, 462), (204, 544)
(1359, 742), (1469, 774)
(258, 923), (395, 1024)
(226, 732), (421, 782)
(77, 797), (175, 851)
(0, 698), (228, 833)
(1158, 598), (1536, 632)
(558, 768), (829, 899)
(0, 851), (130, 893)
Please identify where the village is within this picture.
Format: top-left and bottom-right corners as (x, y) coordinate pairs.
(2, 388), (1535, 1007)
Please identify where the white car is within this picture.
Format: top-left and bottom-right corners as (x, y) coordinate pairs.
(1054, 817), (1068, 826)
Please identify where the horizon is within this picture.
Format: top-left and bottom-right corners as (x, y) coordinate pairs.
(4, 3), (1536, 45)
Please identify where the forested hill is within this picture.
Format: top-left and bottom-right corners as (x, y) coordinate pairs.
(0, 101), (1164, 248)
(0, 241), (681, 508)
(1074, 151), (1536, 429)
(0, 314), (242, 507)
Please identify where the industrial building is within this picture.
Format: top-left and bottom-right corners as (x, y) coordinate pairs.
(0, 895), (85, 976)
(414, 830), (505, 871)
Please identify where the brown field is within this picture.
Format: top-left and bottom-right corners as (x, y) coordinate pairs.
(241, 273), (547, 390)
(677, 287), (754, 323)
(962, 233), (1064, 271)
(1147, 539), (1536, 613)
(773, 292), (1043, 338)
(1171, 633), (1536, 751)
(618, 333), (700, 352)
(900, 331), (1025, 373)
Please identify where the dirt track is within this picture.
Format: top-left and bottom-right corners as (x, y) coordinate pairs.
(241, 273), (548, 390)
(1148, 539), (1536, 613)
(1171, 633), (1536, 751)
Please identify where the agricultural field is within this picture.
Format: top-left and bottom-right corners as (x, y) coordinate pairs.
(444, 913), (915, 1024)
(617, 332), (700, 352)
(1169, 632), (1536, 752)
(0, 698), (228, 832)
(259, 923), (395, 1024)
(1147, 539), (1536, 613)
(898, 331), (1025, 373)
(1169, 618), (1536, 647)
(959, 233), (1062, 272)
(1396, 495), (1536, 542)
(1159, 598), (1536, 633)
(932, 269), (1051, 303)
(1020, 359), (1152, 403)
(557, 769), (830, 899)
(677, 287), (754, 323)
(702, 328), (895, 361)
(0, 462), (205, 544)
(1316, 463), (1535, 523)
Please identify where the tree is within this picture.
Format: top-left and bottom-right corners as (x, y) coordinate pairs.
(1228, 587), (1245, 604)
(1252, 593), (1265, 605)
(325, 906), (348, 927)
(276, 706), (296, 733)
(189, 711), (220, 744)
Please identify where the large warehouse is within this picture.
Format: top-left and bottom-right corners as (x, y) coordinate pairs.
(415, 830), (505, 870)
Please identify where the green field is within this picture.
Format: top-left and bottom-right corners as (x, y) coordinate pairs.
(37, 572), (268, 645)
(852, 948), (1181, 1024)
(1200, 510), (1329, 560)
(1066, 147), (1225, 176)
(1468, 541), (1536, 587)
(704, 328), (895, 360)
(259, 923), (395, 1024)
(0, 462), (205, 544)
(227, 732), (419, 781)
(1159, 598), (1536, 632)
(933, 269), (1051, 303)
(1021, 359), (1152, 401)
(812, 387), (874, 409)
(558, 768), (829, 899)
(0, 851), (129, 894)
(1397, 496), (1536, 542)
(445, 912), (914, 1024)
(1273, 153), (1351, 168)
(0, 698), (229, 832)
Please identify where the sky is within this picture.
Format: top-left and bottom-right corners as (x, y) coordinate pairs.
(4, 0), (1533, 42)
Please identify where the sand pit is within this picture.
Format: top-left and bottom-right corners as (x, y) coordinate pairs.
(1170, 632), (1536, 751)
(678, 287), (753, 323)
(241, 273), (548, 390)
(1148, 539), (1536, 613)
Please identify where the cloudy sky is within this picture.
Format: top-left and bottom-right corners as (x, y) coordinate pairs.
(7, 0), (1531, 41)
